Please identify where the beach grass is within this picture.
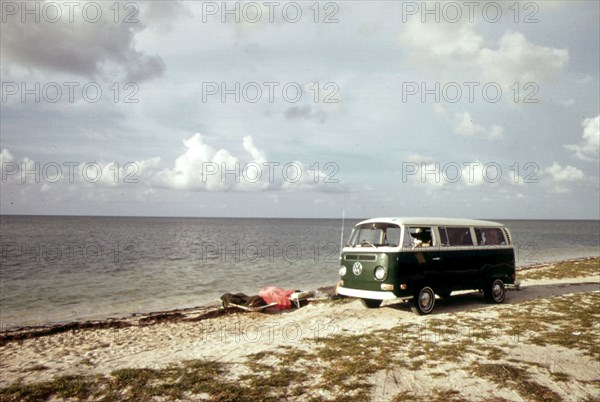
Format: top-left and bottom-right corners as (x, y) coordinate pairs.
(518, 257), (599, 280)
(5, 290), (596, 400)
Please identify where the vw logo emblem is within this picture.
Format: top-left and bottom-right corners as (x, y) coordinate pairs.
(352, 262), (363, 275)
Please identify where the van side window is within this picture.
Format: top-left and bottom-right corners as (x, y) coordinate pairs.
(403, 227), (433, 249)
(475, 228), (506, 245)
(446, 227), (473, 246)
(438, 227), (449, 246)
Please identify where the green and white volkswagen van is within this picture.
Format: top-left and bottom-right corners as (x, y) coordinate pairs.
(336, 217), (516, 314)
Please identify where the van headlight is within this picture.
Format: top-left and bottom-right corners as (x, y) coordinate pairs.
(339, 265), (347, 276)
(374, 266), (387, 281)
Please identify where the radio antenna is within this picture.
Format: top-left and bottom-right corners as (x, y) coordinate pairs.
(339, 209), (345, 258)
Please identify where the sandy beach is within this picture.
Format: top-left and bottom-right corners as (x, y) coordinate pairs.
(0, 257), (598, 401)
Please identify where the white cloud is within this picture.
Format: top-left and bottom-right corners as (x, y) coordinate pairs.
(94, 158), (161, 187)
(405, 153), (434, 164)
(459, 161), (491, 187)
(544, 162), (584, 182)
(549, 185), (571, 194)
(561, 99), (576, 107)
(0, 149), (15, 164)
(565, 115), (600, 161)
(478, 31), (569, 89)
(242, 136), (267, 164)
(436, 106), (503, 141)
(1, 135), (345, 195)
(401, 22), (569, 94)
(154, 134), (343, 192)
(0, 150), (160, 187)
(401, 19), (485, 64)
(453, 112), (503, 140)
(154, 133), (239, 191)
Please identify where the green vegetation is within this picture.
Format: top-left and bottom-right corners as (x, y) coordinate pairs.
(497, 293), (599, 359)
(1, 359), (282, 402)
(471, 363), (562, 402)
(518, 257), (599, 281)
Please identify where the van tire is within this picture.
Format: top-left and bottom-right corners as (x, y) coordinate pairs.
(361, 299), (382, 309)
(410, 286), (436, 315)
(484, 279), (506, 303)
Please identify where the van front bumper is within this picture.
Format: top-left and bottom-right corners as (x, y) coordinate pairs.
(336, 286), (398, 300)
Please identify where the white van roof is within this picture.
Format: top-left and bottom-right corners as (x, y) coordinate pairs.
(356, 217), (506, 227)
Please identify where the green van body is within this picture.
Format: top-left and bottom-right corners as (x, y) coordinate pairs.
(337, 217), (516, 314)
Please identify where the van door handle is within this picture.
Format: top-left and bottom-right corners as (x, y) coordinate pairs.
(433, 257), (442, 261)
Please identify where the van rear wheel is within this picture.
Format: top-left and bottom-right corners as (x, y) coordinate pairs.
(410, 286), (436, 315)
(361, 298), (382, 309)
(484, 279), (506, 303)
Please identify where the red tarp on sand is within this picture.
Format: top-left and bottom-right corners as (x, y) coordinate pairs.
(258, 286), (295, 310)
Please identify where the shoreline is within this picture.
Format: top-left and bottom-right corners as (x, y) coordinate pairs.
(0, 257), (598, 400)
(0, 285), (339, 347)
(1, 256), (597, 340)
(515, 255), (599, 270)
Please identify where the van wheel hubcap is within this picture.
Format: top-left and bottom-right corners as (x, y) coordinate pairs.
(420, 292), (431, 307)
(492, 283), (503, 298)
(418, 289), (435, 311)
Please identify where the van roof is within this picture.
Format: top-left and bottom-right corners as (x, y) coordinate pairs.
(356, 217), (506, 227)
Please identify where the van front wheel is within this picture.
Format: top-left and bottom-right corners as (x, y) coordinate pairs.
(361, 298), (382, 309)
(484, 279), (506, 303)
(410, 286), (436, 315)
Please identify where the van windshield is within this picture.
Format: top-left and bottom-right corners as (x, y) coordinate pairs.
(348, 223), (401, 247)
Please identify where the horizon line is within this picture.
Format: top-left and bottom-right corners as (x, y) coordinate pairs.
(0, 213), (598, 221)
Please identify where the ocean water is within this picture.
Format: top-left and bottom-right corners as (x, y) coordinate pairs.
(0, 216), (598, 325)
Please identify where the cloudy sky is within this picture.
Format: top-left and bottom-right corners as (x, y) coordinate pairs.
(1, 0), (598, 219)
